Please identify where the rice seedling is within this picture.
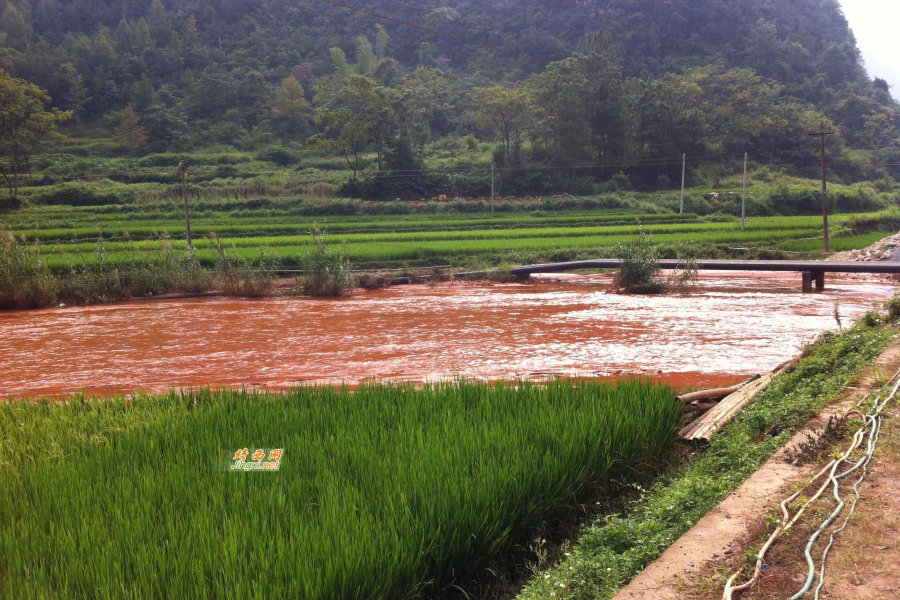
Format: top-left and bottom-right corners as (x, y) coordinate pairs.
(0, 379), (681, 600)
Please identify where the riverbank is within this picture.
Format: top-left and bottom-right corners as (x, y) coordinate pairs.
(516, 308), (895, 600)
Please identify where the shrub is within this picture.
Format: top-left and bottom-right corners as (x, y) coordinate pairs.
(257, 145), (298, 166)
(885, 295), (900, 323)
(613, 228), (664, 294)
(211, 236), (280, 297)
(0, 234), (56, 309)
(138, 154), (181, 168)
(302, 226), (356, 296)
(35, 185), (123, 207)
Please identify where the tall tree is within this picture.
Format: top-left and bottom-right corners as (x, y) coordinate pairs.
(356, 36), (377, 77)
(330, 47), (351, 80)
(0, 69), (71, 206)
(468, 86), (531, 163)
(115, 106), (148, 153)
(271, 75), (312, 138)
(374, 25), (389, 60)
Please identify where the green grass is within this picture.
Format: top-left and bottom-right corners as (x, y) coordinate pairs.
(517, 318), (893, 600)
(777, 230), (896, 252)
(33, 228), (823, 269)
(0, 379), (681, 599)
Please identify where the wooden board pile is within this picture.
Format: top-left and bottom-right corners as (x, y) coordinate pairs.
(679, 360), (797, 442)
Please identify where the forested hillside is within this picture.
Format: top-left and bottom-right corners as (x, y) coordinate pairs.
(1, 0), (898, 198)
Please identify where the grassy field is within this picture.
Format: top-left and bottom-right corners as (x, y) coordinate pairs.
(0, 379), (681, 599)
(777, 230), (895, 252)
(2, 207), (884, 270)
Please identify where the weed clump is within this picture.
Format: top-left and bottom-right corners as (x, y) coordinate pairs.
(0, 232), (56, 309)
(613, 228), (664, 294)
(302, 225), (356, 296)
(613, 227), (698, 294)
(884, 294), (900, 323)
(211, 234), (280, 297)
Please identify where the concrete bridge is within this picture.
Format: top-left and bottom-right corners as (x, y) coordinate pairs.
(509, 259), (900, 291)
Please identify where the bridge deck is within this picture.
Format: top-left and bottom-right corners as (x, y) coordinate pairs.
(510, 259), (900, 276)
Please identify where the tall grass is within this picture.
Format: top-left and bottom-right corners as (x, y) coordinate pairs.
(301, 225), (356, 296)
(210, 234), (280, 297)
(0, 231), (56, 309)
(0, 380), (681, 600)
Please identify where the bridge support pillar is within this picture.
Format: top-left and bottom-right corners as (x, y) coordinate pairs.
(813, 270), (825, 290)
(802, 271), (813, 292)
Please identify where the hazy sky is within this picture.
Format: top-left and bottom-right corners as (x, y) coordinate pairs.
(839, 0), (900, 98)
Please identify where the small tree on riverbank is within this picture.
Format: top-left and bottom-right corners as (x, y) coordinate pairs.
(0, 69), (71, 209)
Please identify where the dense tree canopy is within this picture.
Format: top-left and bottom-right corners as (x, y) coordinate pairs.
(0, 0), (897, 189)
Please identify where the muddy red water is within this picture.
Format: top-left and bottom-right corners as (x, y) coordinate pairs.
(0, 272), (894, 398)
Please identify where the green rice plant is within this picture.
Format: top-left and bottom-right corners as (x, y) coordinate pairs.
(0, 379), (681, 600)
(777, 231), (896, 252)
(302, 225), (356, 296)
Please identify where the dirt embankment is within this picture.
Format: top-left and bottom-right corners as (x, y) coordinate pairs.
(616, 340), (900, 600)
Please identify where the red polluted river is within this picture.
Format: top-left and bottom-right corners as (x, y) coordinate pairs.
(0, 272), (895, 398)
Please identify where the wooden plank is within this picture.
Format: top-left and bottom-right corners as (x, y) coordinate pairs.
(679, 360), (797, 442)
(677, 378), (756, 404)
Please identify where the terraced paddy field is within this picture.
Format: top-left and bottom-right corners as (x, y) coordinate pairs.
(2, 208), (889, 269)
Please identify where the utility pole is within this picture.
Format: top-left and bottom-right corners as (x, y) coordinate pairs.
(179, 161), (193, 252)
(490, 164), (495, 214)
(741, 153), (748, 232)
(808, 121), (834, 252)
(680, 153), (686, 214)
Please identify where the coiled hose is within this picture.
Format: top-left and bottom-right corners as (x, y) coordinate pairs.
(723, 369), (900, 600)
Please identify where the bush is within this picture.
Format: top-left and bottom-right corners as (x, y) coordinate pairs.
(0, 233), (57, 309)
(0, 195), (21, 212)
(302, 226), (356, 297)
(138, 154), (181, 168)
(885, 295), (900, 322)
(257, 145), (297, 166)
(613, 228), (664, 294)
(211, 237), (280, 298)
(34, 185), (124, 207)
(52, 146), (90, 157)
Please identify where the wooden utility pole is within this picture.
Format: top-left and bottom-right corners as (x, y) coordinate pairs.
(680, 153), (686, 214)
(741, 153), (748, 232)
(179, 161), (193, 252)
(808, 122), (834, 252)
(490, 164), (495, 214)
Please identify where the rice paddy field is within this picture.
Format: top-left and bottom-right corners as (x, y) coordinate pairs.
(1, 207), (888, 269)
(0, 380), (681, 599)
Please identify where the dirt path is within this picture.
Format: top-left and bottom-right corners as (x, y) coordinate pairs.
(615, 339), (900, 600)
